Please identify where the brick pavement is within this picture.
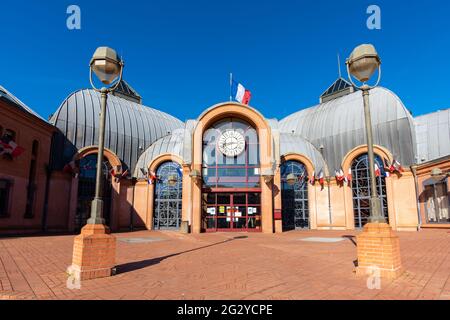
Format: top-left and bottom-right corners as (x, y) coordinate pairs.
(0, 229), (449, 300)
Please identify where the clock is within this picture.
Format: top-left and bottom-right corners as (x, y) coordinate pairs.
(218, 130), (246, 157)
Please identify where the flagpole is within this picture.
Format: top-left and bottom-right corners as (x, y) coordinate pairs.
(337, 53), (342, 78)
(229, 73), (233, 102)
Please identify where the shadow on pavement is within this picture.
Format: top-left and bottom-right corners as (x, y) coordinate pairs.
(116, 236), (247, 275)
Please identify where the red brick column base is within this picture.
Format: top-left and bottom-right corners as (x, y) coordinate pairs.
(70, 224), (116, 281)
(355, 223), (404, 280)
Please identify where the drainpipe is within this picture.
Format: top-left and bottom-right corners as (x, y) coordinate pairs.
(129, 177), (137, 232)
(41, 164), (51, 232)
(326, 176), (332, 228)
(319, 145), (332, 229)
(42, 132), (57, 232)
(410, 165), (422, 231)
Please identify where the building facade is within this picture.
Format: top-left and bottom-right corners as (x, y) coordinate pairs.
(0, 86), (55, 233)
(0, 78), (449, 235)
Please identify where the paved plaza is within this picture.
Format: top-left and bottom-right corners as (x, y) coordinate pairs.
(0, 229), (449, 300)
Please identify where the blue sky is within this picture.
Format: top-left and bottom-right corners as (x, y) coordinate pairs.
(1, 0), (449, 122)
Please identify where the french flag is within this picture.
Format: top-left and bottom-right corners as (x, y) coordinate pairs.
(231, 79), (252, 105)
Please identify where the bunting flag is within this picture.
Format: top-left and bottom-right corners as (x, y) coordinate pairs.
(386, 159), (404, 174)
(384, 158), (392, 173)
(346, 168), (352, 185)
(309, 171), (315, 185)
(393, 159), (404, 173)
(335, 168), (345, 183)
(148, 170), (157, 185)
(375, 163), (381, 177)
(63, 161), (77, 174)
(0, 139), (25, 158)
(318, 170), (325, 187)
(298, 170), (306, 183)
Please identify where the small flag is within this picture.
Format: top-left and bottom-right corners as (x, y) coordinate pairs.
(0, 140), (25, 158)
(336, 169), (345, 183)
(298, 170), (306, 182)
(346, 168), (352, 185)
(393, 159), (404, 173)
(63, 161), (77, 174)
(231, 78), (252, 105)
(318, 170), (325, 186)
(309, 171), (315, 185)
(148, 170), (157, 185)
(375, 163), (381, 177)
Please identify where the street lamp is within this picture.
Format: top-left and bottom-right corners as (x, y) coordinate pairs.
(431, 168), (450, 182)
(346, 44), (384, 223)
(286, 173), (297, 186)
(168, 175), (178, 187)
(87, 47), (124, 225)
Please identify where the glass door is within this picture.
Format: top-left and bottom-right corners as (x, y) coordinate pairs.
(203, 193), (261, 232)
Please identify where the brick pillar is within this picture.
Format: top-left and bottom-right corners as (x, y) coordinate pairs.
(356, 223), (403, 280)
(70, 224), (116, 281)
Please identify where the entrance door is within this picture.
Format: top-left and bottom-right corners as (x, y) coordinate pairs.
(203, 193), (261, 232)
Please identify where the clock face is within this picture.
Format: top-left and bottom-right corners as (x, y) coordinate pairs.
(218, 130), (246, 157)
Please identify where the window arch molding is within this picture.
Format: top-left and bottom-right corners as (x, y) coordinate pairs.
(341, 145), (393, 173)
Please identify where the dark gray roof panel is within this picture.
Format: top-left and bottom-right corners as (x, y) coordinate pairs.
(280, 87), (417, 171)
(50, 89), (184, 173)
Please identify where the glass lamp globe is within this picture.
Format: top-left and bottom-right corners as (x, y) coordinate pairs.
(286, 173), (297, 186)
(347, 44), (381, 83)
(90, 47), (122, 85)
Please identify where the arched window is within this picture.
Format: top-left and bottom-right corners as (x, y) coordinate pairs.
(201, 118), (262, 232)
(202, 118), (260, 189)
(351, 154), (388, 228)
(153, 162), (183, 230)
(76, 154), (112, 231)
(281, 160), (309, 230)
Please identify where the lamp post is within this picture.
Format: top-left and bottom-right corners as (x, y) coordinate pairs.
(346, 44), (384, 223)
(88, 47), (124, 225)
(70, 46), (124, 282)
(347, 44), (404, 280)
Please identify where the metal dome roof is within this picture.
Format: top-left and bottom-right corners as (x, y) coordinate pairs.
(279, 87), (417, 171)
(280, 133), (327, 173)
(50, 88), (184, 173)
(134, 130), (185, 178)
(134, 120), (197, 178)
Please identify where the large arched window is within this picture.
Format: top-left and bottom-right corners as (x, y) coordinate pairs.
(153, 162), (183, 230)
(281, 160), (309, 230)
(76, 154), (112, 231)
(202, 118), (260, 189)
(201, 118), (262, 232)
(351, 154), (388, 228)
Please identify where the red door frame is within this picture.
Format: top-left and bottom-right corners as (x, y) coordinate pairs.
(203, 191), (262, 233)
